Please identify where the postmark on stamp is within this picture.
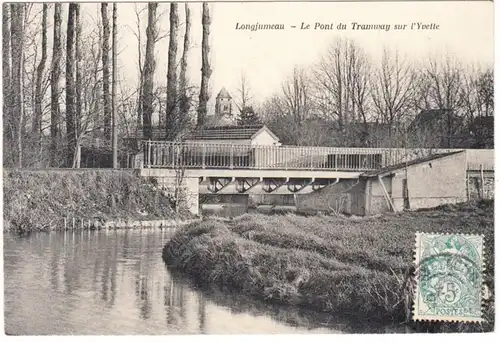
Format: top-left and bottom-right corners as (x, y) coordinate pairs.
(413, 233), (484, 322)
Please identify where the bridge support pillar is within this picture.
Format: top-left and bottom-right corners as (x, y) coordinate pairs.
(184, 177), (200, 215)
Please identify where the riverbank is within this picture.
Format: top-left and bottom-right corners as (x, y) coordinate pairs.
(3, 169), (191, 233)
(163, 200), (494, 332)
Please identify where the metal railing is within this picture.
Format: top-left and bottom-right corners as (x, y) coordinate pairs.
(142, 141), (493, 171)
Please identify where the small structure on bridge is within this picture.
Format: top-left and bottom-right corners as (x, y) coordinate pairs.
(296, 150), (468, 216)
(186, 124), (281, 146)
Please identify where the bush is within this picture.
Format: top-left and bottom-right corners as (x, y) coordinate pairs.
(3, 169), (186, 233)
(163, 200), (494, 332)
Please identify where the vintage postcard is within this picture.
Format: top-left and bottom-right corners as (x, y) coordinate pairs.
(2, 0), (494, 337)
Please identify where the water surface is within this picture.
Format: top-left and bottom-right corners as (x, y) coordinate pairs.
(4, 228), (359, 335)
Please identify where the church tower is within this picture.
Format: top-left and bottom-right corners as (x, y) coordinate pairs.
(215, 87), (233, 116)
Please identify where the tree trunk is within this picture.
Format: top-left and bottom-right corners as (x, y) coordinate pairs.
(3, 4), (12, 163)
(75, 4), (82, 146)
(33, 3), (47, 138)
(66, 3), (76, 167)
(179, 4), (191, 119)
(197, 3), (211, 127)
(10, 3), (24, 168)
(142, 3), (157, 141)
(134, 5), (144, 134)
(165, 3), (179, 137)
(50, 3), (62, 166)
(101, 3), (111, 141)
(92, 16), (102, 136)
(112, 3), (118, 168)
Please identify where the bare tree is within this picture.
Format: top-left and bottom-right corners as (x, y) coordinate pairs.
(32, 3), (47, 138)
(178, 3), (191, 118)
(132, 4), (146, 131)
(3, 5), (12, 163)
(75, 4), (82, 151)
(413, 56), (467, 147)
(101, 3), (111, 141)
(313, 38), (372, 146)
(371, 49), (415, 145)
(141, 2), (158, 140)
(112, 3), (118, 168)
(50, 3), (62, 166)
(69, 22), (110, 168)
(263, 67), (313, 145)
(197, 2), (211, 127)
(10, 3), (25, 167)
(236, 73), (253, 111)
(461, 66), (493, 147)
(66, 3), (76, 166)
(165, 3), (179, 137)
(130, 3), (170, 134)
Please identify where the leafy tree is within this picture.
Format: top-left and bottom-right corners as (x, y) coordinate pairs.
(238, 106), (261, 126)
(197, 2), (211, 127)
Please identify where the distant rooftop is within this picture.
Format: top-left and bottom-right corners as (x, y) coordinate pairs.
(410, 109), (460, 129)
(216, 87), (231, 99)
(187, 124), (268, 141)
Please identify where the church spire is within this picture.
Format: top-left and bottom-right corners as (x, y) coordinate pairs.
(215, 86), (233, 116)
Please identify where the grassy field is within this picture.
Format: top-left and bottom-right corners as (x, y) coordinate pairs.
(3, 169), (188, 233)
(163, 200), (494, 333)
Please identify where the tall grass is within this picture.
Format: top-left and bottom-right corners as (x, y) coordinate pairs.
(163, 200), (494, 332)
(3, 169), (185, 232)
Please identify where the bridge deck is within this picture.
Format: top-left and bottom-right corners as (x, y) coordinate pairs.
(143, 141), (494, 172)
(140, 167), (362, 180)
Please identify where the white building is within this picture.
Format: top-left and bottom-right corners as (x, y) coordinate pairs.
(186, 124), (281, 146)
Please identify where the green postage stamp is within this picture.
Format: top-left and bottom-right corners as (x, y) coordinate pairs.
(413, 233), (484, 322)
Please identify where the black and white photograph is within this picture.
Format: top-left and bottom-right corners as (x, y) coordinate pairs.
(1, 0), (495, 336)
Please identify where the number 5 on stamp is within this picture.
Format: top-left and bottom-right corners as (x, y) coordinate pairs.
(413, 233), (484, 322)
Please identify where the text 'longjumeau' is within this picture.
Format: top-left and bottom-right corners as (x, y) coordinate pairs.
(235, 22), (439, 32)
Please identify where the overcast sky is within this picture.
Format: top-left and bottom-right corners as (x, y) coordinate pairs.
(77, 1), (494, 108)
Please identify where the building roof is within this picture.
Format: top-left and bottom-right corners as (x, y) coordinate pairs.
(470, 115), (494, 130)
(360, 150), (465, 178)
(205, 113), (237, 127)
(187, 124), (279, 142)
(216, 87), (231, 99)
(409, 109), (462, 130)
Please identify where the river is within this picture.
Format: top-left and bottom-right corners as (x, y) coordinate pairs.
(3, 227), (387, 335)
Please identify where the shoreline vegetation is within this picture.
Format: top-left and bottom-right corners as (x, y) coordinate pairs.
(163, 200), (494, 333)
(3, 169), (190, 233)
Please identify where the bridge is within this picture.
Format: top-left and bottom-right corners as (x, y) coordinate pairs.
(138, 141), (494, 199)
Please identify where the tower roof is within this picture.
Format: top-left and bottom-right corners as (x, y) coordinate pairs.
(216, 87), (231, 99)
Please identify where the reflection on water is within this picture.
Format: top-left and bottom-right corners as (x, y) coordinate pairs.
(4, 229), (351, 335)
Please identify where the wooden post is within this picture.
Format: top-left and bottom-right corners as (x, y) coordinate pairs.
(466, 170), (470, 201)
(147, 140), (152, 168)
(202, 144), (206, 169)
(172, 143), (176, 168)
(75, 143), (81, 168)
(480, 164), (485, 199)
(378, 175), (395, 212)
(230, 145), (234, 169)
(64, 218), (67, 230)
(285, 147), (288, 171)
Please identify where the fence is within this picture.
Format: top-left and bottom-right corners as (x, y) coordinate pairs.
(143, 141), (494, 172)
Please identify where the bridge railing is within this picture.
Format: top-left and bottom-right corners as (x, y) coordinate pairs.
(142, 141), (489, 171)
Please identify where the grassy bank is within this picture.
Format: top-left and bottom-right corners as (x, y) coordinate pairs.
(163, 200), (494, 332)
(3, 169), (189, 232)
